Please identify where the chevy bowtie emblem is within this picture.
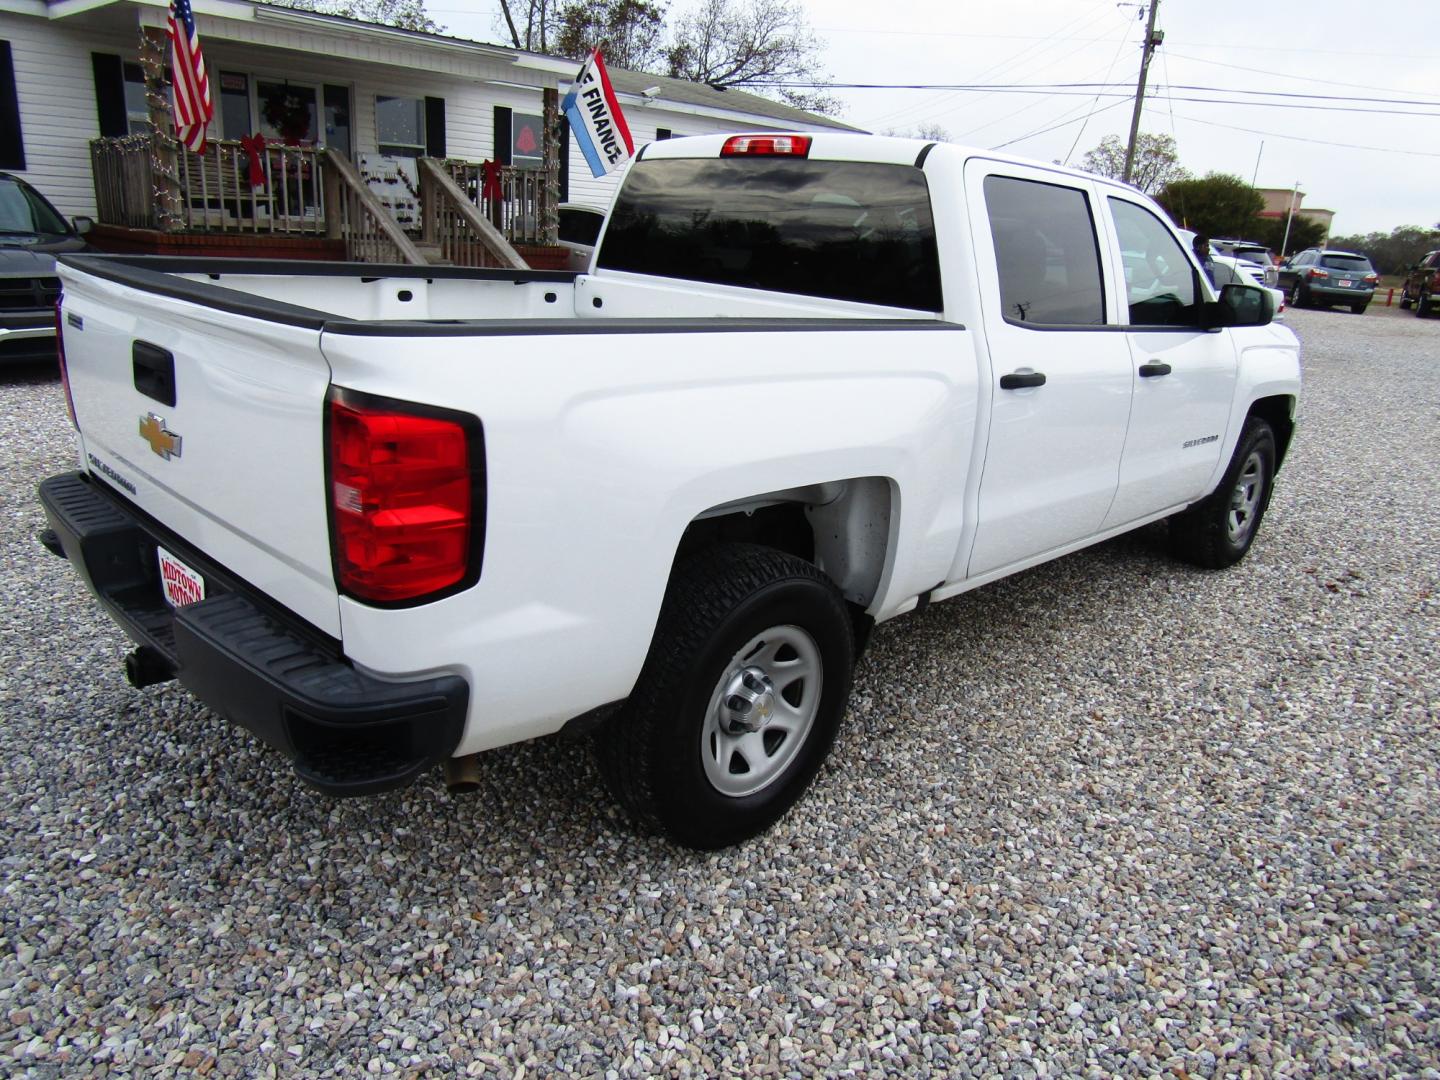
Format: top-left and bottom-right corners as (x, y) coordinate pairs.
(139, 413), (182, 460)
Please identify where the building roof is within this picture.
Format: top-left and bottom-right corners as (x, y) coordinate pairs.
(599, 69), (861, 133)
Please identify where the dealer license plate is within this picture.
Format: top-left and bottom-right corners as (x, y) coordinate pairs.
(157, 546), (205, 608)
(1339, 279), (1353, 287)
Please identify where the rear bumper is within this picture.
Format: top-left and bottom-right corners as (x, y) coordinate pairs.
(38, 471), (468, 796)
(1306, 284), (1373, 304)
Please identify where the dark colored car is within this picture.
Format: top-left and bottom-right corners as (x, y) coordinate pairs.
(1400, 250), (1440, 318)
(0, 173), (90, 364)
(1277, 248), (1378, 314)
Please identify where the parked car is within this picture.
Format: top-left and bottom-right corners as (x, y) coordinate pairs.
(1213, 254), (1285, 320)
(1399, 250), (1440, 317)
(1277, 248), (1378, 313)
(41, 134), (1296, 849)
(556, 202), (605, 272)
(1211, 239), (1278, 288)
(0, 173), (90, 364)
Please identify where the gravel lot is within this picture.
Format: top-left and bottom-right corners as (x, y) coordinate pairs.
(1, 307), (1437, 1077)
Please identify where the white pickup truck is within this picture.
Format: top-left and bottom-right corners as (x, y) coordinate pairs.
(40, 133), (1299, 849)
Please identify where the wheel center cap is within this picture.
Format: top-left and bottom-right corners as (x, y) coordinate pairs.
(718, 666), (776, 734)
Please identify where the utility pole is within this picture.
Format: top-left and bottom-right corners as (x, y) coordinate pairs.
(1280, 180), (1301, 259)
(1122, 0), (1163, 186)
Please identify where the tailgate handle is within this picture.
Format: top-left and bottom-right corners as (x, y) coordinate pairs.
(133, 341), (177, 407)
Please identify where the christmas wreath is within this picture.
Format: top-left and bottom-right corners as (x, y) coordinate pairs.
(261, 84), (312, 144)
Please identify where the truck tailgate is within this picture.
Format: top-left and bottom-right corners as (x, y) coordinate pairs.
(58, 263), (340, 638)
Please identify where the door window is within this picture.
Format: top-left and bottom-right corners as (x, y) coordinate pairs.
(1108, 197), (1200, 327)
(983, 176), (1105, 326)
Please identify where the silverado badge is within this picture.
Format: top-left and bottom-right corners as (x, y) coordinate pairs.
(140, 413), (182, 460)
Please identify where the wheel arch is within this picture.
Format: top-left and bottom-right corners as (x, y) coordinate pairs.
(1246, 395), (1297, 470)
(674, 476), (898, 613)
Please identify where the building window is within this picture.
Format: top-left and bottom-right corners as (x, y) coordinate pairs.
(376, 95), (425, 158)
(511, 111), (544, 169)
(0, 42), (22, 170)
(218, 71), (249, 140)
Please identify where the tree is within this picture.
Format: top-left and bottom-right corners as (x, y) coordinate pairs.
(1251, 215), (1326, 259)
(1327, 223), (1440, 274)
(1155, 173), (1265, 240)
(554, 0), (667, 70)
(496, 0), (559, 52)
(664, 0), (840, 114)
(881, 123), (950, 141)
(1076, 133), (1188, 195)
(266, 0), (442, 33)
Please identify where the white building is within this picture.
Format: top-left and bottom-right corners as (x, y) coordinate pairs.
(0, 0), (858, 221)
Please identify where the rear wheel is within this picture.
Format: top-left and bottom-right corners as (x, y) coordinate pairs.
(1419, 292), (1433, 318)
(1169, 417), (1277, 569)
(1288, 282), (1306, 308)
(1350, 302), (1368, 315)
(595, 544), (854, 850)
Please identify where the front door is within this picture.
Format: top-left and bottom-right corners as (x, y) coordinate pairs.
(965, 162), (1134, 579)
(1101, 196), (1237, 527)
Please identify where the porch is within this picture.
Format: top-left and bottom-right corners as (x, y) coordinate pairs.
(88, 134), (563, 268)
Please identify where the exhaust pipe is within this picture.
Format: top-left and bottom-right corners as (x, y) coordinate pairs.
(125, 646), (177, 688)
(443, 754), (482, 794)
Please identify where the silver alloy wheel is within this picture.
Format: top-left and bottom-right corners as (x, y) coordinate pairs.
(701, 625), (822, 798)
(1227, 450), (1265, 544)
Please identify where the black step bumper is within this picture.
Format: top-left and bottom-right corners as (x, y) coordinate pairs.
(38, 471), (468, 796)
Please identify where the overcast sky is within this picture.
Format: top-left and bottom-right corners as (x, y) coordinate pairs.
(440, 1), (1439, 236)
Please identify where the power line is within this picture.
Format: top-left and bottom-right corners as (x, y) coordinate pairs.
(991, 98), (1133, 150)
(1164, 110), (1440, 158)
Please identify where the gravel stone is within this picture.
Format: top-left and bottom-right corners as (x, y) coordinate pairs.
(0, 304), (1437, 1076)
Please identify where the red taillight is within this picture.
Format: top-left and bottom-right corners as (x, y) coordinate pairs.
(326, 390), (483, 605)
(1363, 272), (1378, 283)
(721, 134), (812, 157)
(1308, 268), (1329, 279)
(55, 298), (77, 430)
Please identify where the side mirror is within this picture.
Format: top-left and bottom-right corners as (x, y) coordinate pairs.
(71, 216), (94, 235)
(1203, 284), (1273, 329)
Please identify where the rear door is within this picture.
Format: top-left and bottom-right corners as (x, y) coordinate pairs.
(59, 264), (341, 636)
(1099, 195), (1237, 527)
(964, 161), (1132, 578)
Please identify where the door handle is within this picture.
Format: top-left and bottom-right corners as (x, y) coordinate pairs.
(999, 371), (1047, 390)
(1138, 362), (1172, 378)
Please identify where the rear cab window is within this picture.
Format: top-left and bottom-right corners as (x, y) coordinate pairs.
(595, 157), (942, 311)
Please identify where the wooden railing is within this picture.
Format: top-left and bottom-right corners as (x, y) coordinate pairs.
(321, 149), (425, 265)
(418, 159), (526, 270)
(444, 161), (557, 246)
(91, 135), (329, 234)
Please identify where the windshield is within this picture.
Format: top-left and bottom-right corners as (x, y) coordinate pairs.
(1321, 254), (1372, 273)
(597, 157), (942, 311)
(0, 178), (68, 236)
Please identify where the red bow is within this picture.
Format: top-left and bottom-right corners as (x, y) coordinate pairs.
(481, 160), (503, 206)
(239, 134), (268, 189)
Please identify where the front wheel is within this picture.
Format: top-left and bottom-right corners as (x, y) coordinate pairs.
(1168, 417), (1277, 569)
(1399, 288), (1413, 310)
(595, 544), (855, 849)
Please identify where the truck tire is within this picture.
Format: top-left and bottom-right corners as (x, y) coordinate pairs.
(595, 544), (854, 850)
(1168, 417), (1276, 569)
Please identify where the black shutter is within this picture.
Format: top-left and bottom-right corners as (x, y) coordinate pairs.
(656, 127), (671, 140)
(424, 96), (445, 158)
(92, 54), (129, 138)
(493, 105), (511, 165)
(559, 116), (570, 202)
(0, 42), (25, 170)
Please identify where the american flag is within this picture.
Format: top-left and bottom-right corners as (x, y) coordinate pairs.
(168, 0), (213, 153)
